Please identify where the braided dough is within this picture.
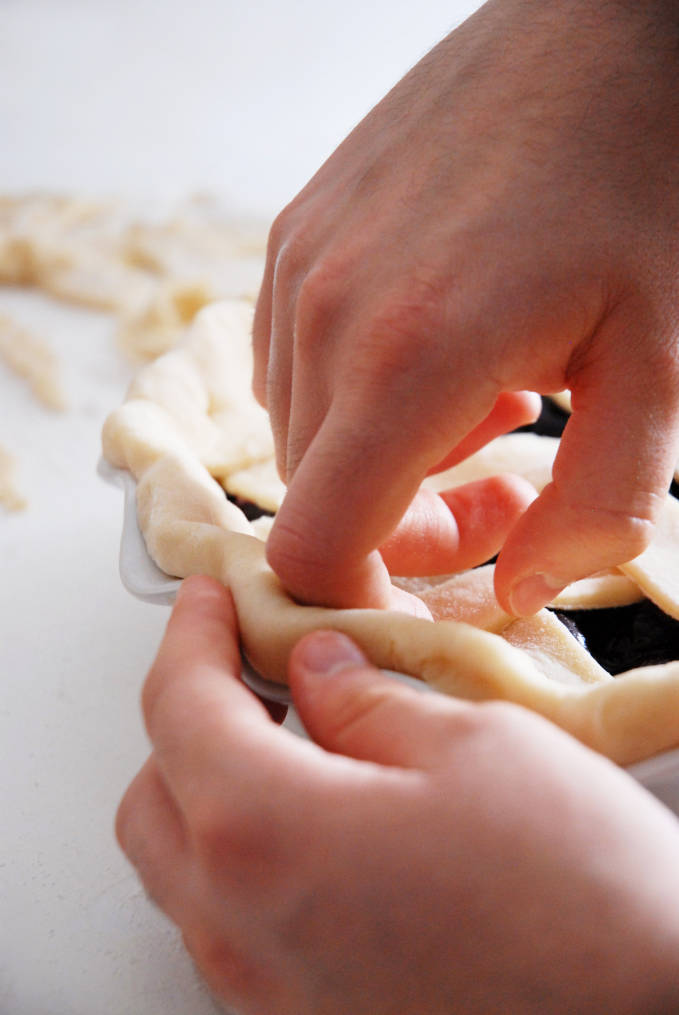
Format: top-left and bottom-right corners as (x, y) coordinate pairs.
(102, 301), (679, 765)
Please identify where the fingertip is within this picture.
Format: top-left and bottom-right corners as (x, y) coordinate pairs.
(175, 573), (227, 605)
(172, 576), (237, 632)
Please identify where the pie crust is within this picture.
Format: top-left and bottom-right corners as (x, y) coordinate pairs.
(102, 301), (679, 766)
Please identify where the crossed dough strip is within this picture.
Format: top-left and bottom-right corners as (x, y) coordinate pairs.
(128, 452), (679, 766)
(102, 302), (679, 765)
(0, 442), (26, 511)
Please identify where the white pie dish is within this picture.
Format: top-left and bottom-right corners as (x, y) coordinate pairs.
(97, 458), (429, 706)
(98, 457), (679, 817)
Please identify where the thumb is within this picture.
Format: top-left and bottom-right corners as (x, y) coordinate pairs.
(288, 630), (473, 769)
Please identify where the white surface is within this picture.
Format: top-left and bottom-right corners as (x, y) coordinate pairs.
(1, 3), (482, 1014)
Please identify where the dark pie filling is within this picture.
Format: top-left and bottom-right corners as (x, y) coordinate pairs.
(226, 398), (679, 676)
(226, 492), (275, 522)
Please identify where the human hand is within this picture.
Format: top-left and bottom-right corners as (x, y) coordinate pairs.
(253, 0), (679, 616)
(117, 576), (679, 1015)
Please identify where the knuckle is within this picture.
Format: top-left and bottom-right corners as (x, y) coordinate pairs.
(265, 512), (331, 594)
(267, 204), (295, 254)
(546, 473), (660, 563)
(273, 224), (314, 292)
(140, 664), (162, 727)
(358, 274), (452, 388)
(372, 278), (445, 343)
(321, 681), (395, 750)
(600, 511), (655, 559)
(183, 927), (260, 1004)
(441, 699), (533, 758)
(188, 797), (288, 888)
(440, 701), (493, 745)
(114, 792), (133, 852)
(141, 672), (187, 747)
(559, 485), (657, 556)
(295, 257), (345, 337)
(188, 799), (250, 866)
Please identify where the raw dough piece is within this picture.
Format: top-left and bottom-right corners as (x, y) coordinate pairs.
(104, 301), (274, 480)
(0, 191), (266, 363)
(116, 278), (215, 361)
(395, 565), (511, 631)
(224, 458), (286, 514)
(424, 432), (558, 494)
(0, 312), (66, 410)
(0, 443), (26, 511)
(501, 610), (612, 687)
(550, 571), (643, 610)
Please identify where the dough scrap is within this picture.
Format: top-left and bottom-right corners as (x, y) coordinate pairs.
(0, 192), (266, 362)
(116, 279), (215, 362)
(0, 311), (66, 410)
(102, 301), (679, 765)
(0, 442), (27, 511)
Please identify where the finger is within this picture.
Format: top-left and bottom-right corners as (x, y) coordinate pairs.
(251, 221), (279, 407)
(284, 345), (333, 486)
(116, 757), (189, 923)
(289, 630), (474, 769)
(266, 383), (499, 609)
(379, 474), (536, 575)
(142, 576), (304, 814)
(495, 316), (679, 615)
(265, 249), (298, 480)
(142, 575), (247, 726)
(427, 390), (542, 476)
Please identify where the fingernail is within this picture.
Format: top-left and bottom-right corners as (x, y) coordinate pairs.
(295, 631), (368, 676)
(508, 573), (563, 617)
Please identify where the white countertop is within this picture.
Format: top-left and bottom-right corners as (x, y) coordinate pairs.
(0, 3), (481, 1013)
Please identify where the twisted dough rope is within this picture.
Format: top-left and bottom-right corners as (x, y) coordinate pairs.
(102, 302), (679, 765)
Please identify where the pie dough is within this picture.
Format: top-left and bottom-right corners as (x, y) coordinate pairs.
(0, 312), (66, 410)
(102, 301), (679, 766)
(0, 442), (26, 511)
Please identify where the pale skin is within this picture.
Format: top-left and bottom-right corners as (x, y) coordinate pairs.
(253, 0), (679, 616)
(119, 2), (679, 1010)
(117, 576), (679, 1015)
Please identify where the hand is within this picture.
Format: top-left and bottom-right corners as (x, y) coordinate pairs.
(117, 576), (679, 1015)
(253, 0), (679, 616)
